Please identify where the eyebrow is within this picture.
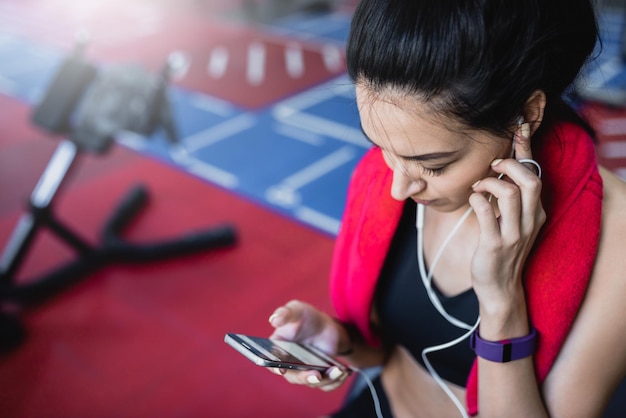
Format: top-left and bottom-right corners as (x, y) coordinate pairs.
(360, 125), (460, 162)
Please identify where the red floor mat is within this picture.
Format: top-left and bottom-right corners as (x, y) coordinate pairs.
(0, 113), (348, 417)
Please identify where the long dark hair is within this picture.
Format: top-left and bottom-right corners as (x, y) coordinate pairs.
(347, 0), (599, 138)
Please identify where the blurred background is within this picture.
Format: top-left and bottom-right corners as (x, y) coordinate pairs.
(0, 0), (625, 417)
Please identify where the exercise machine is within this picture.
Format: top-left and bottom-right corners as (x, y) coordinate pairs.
(0, 40), (238, 350)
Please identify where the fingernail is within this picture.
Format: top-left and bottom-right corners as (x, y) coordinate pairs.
(328, 367), (343, 380)
(491, 158), (503, 167)
(521, 123), (530, 139)
(268, 313), (278, 324)
(471, 180), (481, 188)
(307, 375), (321, 384)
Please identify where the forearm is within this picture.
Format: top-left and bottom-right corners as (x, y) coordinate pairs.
(477, 356), (547, 417)
(334, 319), (386, 369)
(476, 292), (549, 417)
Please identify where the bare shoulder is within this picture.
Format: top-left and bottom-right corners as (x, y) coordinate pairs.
(597, 167), (626, 268)
(589, 167), (626, 326)
(542, 167), (626, 416)
(592, 166), (626, 313)
(599, 166), (626, 219)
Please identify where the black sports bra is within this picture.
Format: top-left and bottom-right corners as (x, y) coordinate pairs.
(375, 199), (479, 387)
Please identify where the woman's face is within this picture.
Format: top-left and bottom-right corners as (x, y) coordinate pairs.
(356, 85), (512, 213)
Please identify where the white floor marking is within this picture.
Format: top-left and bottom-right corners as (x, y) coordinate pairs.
(274, 123), (324, 146)
(189, 92), (236, 118)
(282, 146), (356, 189)
(295, 206), (340, 235)
(285, 42), (304, 78)
(247, 41), (266, 86)
(208, 46), (229, 79)
(186, 159), (239, 189)
(322, 44), (343, 72)
(183, 114), (256, 153)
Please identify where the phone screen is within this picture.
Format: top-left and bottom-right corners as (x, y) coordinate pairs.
(225, 333), (348, 372)
(245, 335), (331, 367)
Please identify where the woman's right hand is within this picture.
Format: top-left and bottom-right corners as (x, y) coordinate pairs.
(268, 300), (351, 391)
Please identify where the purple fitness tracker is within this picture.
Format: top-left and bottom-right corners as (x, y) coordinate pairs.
(470, 327), (538, 363)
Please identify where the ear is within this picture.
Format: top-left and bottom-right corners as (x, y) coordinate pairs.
(522, 90), (547, 136)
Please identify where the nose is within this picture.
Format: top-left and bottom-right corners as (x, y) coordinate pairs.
(390, 165), (425, 201)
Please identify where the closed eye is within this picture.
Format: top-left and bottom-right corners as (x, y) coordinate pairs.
(360, 124), (456, 175)
(421, 166), (446, 176)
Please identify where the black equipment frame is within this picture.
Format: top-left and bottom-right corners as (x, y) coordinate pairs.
(0, 42), (237, 350)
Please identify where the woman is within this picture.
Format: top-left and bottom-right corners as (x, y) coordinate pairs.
(268, 0), (626, 416)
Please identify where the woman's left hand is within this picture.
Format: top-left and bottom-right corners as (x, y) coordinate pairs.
(468, 123), (546, 314)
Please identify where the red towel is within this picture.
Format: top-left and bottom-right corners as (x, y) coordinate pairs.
(329, 121), (603, 415)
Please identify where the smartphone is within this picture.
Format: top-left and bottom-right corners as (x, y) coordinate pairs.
(224, 333), (351, 373)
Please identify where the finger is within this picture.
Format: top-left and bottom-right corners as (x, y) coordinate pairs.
(282, 365), (347, 387)
(490, 158), (542, 194)
(268, 367), (286, 376)
(484, 159), (542, 236)
(482, 177), (522, 241)
(326, 366), (346, 381)
(268, 307), (292, 328)
(268, 303), (310, 342)
(269, 300), (307, 328)
(319, 381), (346, 392)
(318, 367), (349, 391)
(514, 123), (541, 176)
(318, 375), (349, 392)
(281, 369), (323, 386)
(471, 179), (523, 250)
(469, 187), (501, 244)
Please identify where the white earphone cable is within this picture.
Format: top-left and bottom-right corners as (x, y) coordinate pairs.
(352, 367), (385, 418)
(416, 203), (480, 418)
(355, 119), (524, 417)
(416, 203), (475, 330)
(421, 317), (480, 418)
